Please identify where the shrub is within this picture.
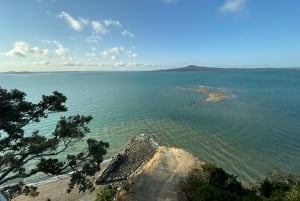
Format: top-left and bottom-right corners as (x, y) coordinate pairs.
(95, 185), (117, 201)
(179, 164), (260, 201)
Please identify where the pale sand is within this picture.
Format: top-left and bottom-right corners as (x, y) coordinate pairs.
(178, 86), (229, 102)
(13, 162), (110, 201)
(206, 92), (229, 102)
(130, 146), (204, 201)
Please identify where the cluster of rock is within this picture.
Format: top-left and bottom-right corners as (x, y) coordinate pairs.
(96, 134), (158, 185)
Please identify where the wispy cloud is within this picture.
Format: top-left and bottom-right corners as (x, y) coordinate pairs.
(122, 30), (136, 38)
(43, 40), (69, 57)
(57, 11), (87, 31)
(91, 21), (108, 35)
(57, 11), (127, 43)
(101, 46), (138, 61)
(127, 51), (138, 58)
(102, 46), (125, 57)
(219, 0), (246, 13)
(104, 19), (122, 27)
(56, 11), (134, 43)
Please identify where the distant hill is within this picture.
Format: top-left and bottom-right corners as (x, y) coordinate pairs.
(158, 65), (299, 71)
(159, 65), (222, 71)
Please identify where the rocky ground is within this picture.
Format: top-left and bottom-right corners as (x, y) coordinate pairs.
(96, 134), (158, 184)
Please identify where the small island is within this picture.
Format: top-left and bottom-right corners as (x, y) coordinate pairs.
(206, 92), (229, 102)
(179, 86), (229, 102)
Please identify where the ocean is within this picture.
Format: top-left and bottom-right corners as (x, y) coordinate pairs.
(1, 69), (300, 184)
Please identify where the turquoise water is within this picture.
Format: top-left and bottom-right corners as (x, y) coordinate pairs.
(1, 70), (300, 184)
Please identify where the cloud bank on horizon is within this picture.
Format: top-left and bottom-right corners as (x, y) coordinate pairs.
(1, 0), (300, 71)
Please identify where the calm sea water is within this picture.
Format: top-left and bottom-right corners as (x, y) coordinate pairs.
(1, 70), (300, 184)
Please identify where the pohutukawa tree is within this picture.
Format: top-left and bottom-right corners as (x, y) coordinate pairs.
(0, 87), (109, 200)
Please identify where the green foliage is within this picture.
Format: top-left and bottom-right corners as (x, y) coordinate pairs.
(285, 185), (300, 201)
(180, 164), (300, 201)
(0, 87), (109, 200)
(258, 168), (300, 201)
(95, 185), (117, 201)
(121, 180), (134, 192)
(180, 164), (261, 201)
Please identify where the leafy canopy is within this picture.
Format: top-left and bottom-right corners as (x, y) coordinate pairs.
(180, 164), (300, 201)
(0, 87), (109, 199)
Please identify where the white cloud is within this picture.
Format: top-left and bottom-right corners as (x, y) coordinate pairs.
(91, 21), (108, 35)
(121, 30), (136, 38)
(5, 41), (29, 57)
(102, 46), (125, 57)
(43, 40), (69, 57)
(30, 46), (51, 57)
(114, 61), (126, 67)
(57, 11), (87, 31)
(79, 17), (89, 25)
(127, 51), (138, 58)
(55, 45), (68, 57)
(56, 11), (131, 43)
(219, 0), (246, 13)
(111, 55), (119, 60)
(104, 19), (122, 27)
(126, 62), (137, 67)
(5, 41), (51, 58)
(101, 46), (138, 62)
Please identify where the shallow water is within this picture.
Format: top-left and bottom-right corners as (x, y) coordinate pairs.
(1, 69), (300, 184)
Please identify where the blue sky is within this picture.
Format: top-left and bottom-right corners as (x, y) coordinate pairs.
(0, 0), (300, 71)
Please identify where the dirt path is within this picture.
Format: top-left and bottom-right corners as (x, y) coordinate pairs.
(130, 146), (203, 201)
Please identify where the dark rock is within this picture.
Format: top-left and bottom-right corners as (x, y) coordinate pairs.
(96, 134), (158, 185)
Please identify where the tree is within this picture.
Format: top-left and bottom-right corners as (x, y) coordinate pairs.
(179, 164), (262, 201)
(0, 87), (109, 200)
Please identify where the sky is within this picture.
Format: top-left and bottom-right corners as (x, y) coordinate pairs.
(0, 0), (300, 72)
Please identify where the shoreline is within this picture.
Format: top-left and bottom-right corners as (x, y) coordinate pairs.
(13, 134), (160, 201)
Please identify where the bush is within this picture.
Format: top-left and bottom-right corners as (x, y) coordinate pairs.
(95, 185), (117, 201)
(258, 168), (300, 201)
(179, 164), (260, 201)
(285, 185), (300, 201)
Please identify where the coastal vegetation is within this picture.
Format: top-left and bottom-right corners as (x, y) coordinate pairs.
(0, 87), (109, 200)
(180, 164), (300, 201)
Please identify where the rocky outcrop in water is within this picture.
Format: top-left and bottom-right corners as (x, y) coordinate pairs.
(96, 134), (158, 185)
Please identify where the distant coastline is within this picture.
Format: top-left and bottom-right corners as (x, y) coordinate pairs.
(0, 65), (299, 74)
(157, 65), (300, 71)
